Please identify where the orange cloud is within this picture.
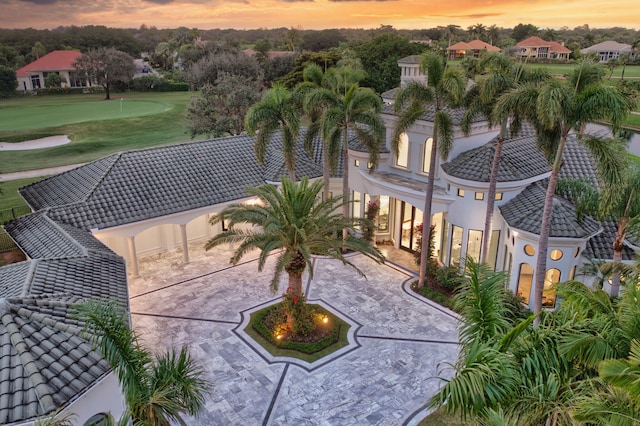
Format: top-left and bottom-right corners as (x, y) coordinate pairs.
(2, 0), (639, 30)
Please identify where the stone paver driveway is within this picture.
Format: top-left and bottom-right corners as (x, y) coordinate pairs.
(128, 244), (460, 425)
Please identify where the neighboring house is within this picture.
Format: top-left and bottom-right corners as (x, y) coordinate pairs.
(515, 36), (571, 60)
(447, 39), (500, 59)
(1, 54), (635, 424)
(15, 50), (91, 91)
(580, 40), (635, 62)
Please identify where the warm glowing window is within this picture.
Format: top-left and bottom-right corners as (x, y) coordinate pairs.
(550, 249), (563, 261)
(450, 225), (463, 267)
(354, 159), (360, 167)
(457, 189), (465, 197)
(475, 192), (484, 200)
(524, 244), (535, 256)
(543, 269), (560, 307)
(495, 193), (503, 200)
(517, 263), (534, 304)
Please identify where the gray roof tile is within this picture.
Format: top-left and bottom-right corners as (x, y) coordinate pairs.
(499, 180), (601, 239)
(0, 295), (110, 425)
(442, 126), (549, 182)
(382, 103), (483, 126)
(583, 220), (636, 261)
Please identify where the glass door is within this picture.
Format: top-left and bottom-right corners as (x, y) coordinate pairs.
(399, 202), (423, 252)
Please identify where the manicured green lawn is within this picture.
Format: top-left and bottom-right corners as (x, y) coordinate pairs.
(0, 177), (44, 210)
(523, 63), (640, 79)
(0, 95), (173, 132)
(0, 92), (203, 174)
(625, 113), (640, 128)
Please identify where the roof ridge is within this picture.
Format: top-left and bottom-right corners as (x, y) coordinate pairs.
(42, 214), (89, 257)
(1, 303), (58, 415)
(83, 152), (124, 202)
(21, 260), (40, 297)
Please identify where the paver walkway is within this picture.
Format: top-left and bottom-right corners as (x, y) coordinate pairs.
(128, 244), (460, 425)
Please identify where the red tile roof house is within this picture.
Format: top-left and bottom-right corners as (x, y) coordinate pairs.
(515, 36), (571, 60)
(16, 50), (92, 91)
(447, 39), (501, 59)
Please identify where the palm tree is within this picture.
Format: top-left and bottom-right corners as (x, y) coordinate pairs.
(462, 53), (551, 265)
(303, 80), (385, 243)
(245, 83), (302, 181)
(493, 60), (633, 316)
(205, 176), (385, 299)
(557, 160), (640, 297)
(76, 300), (209, 426)
(392, 51), (466, 287)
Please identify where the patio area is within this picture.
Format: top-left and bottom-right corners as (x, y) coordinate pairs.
(128, 242), (460, 425)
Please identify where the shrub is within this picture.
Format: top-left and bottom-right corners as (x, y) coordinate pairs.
(31, 86), (104, 95)
(436, 265), (464, 291)
(131, 76), (189, 92)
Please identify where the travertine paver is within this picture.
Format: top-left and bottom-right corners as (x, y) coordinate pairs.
(129, 243), (460, 425)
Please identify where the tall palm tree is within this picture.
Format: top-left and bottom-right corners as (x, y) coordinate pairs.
(462, 53), (551, 265)
(245, 83), (302, 181)
(205, 176), (385, 298)
(557, 160), (640, 297)
(392, 51), (466, 287)
(76, 300), (209, 426)
(303, 81), (385, 243)
(493, 60), (633, 316)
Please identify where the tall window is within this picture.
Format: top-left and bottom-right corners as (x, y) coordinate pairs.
(467, 230), (482, 263)
(440, 219), (449, 264)
(517, 263), (534, 304)
(396, 133), (409, 167)
(422, 137), (433, 174)
(543, 269), (560, 307)
(450, 225), (463, 266)
(487, 230), (501, 270)
(378, 196), (390, 232)
(352, 191), (362, 218)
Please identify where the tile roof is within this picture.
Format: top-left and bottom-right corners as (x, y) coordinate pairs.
(498, 135), (602, 239)
(16, 50), (82, 77)
(441, 126), (548, 182)
(21, 132), (326, 231)
(397, 55), (421, 64)
(583, 220), (636, 261)
(1, 213), (128, 424)
(448, 40), (500, 51)
(381, 103), (484, 126)
(499, 180), (601, 239)
(516, 36), (571, 53)
(581, 40), (632, 53)
(0, 294), (111, 425)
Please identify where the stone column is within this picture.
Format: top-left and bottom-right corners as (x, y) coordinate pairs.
(127, 236), (139, 277)
(180, 224), (189, 264)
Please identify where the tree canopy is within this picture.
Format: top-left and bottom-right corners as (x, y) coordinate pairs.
(73, 47), (135, 100)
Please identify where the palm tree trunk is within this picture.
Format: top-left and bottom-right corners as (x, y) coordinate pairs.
(286, 251), (306, 297)
(610, 219), (627, 297)
(342, 127), (350, 249)
(480, 128), (505, 265)
(323, 140), (331, 201)
(533, 136), (567, 320)
(418, 133), (438, 288)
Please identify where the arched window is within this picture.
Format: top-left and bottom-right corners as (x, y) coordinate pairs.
(517, 263), (534, 304)
(84, 413), (110, 426)
(396, 133), (409, 167)
(422, 137), (433, 174)
(543, 269), (560, 308)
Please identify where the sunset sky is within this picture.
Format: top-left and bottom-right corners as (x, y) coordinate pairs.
(2, 0), (639, 31)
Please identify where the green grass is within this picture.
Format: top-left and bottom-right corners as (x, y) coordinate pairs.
(244, 303), (350, 363)
(0, 92), (203, 174)
(0, 177), (44, 210)
(0, 95), (173, 132)
(624, 114), (640, 128)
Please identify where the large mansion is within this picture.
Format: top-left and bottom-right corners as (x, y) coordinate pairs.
(0, 55), (633, 425)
